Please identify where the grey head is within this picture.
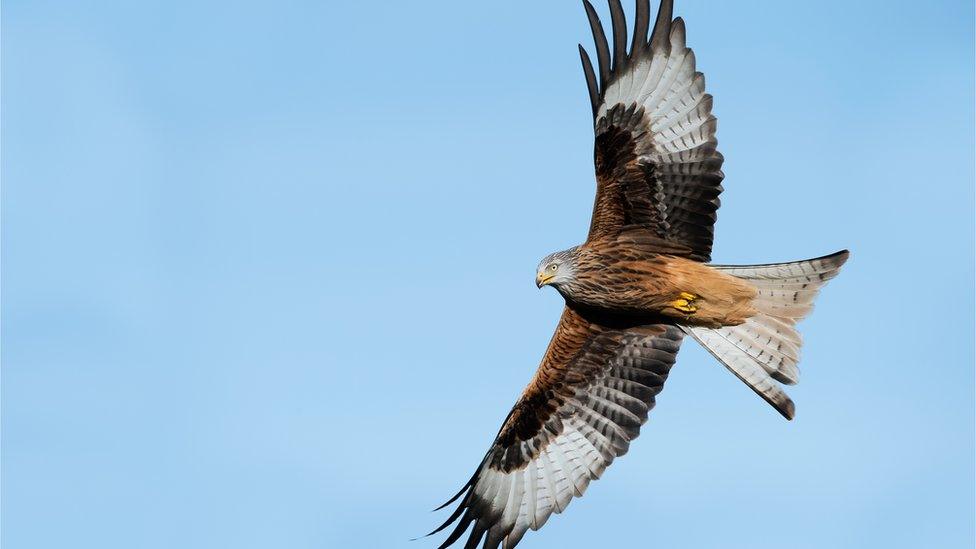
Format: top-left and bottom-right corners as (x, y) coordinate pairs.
(535, 246), (580, 289)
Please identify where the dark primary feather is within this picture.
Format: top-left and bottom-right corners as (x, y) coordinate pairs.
(583, 1), (611, 88)
(629, 0), (650, 57)
(650, 0), (674, 50)
(608, 0), (628, 71)
(578, 45), (600, 118)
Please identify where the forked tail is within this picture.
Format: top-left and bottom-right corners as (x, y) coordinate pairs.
(682, 250), (850, 419)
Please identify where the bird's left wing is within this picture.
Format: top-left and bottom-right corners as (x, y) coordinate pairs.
(428, 308), (684, 548)
(582, 0), (725, 262)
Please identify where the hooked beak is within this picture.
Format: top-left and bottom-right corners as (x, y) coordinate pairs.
(536, 273), (554, 288)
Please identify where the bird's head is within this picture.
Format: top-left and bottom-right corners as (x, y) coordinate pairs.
(535, 247), (579, 289)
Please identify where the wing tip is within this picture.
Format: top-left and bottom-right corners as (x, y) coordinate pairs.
(828, 249), (851, 263)
(578, 42), (600, 118)
(650, 0), (675, 49)
(780, 398), (796, 421)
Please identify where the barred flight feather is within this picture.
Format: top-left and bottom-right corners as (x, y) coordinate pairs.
(429, 308), (683, 548)
(580, 0), (723, 262)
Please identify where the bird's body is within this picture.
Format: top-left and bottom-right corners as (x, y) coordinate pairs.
(429, 1), (849, 547)
(548, 233), (758, 328)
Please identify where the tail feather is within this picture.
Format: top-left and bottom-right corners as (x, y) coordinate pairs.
(687, 250), (849, 419)
(726, 318), (800, 383)
(713, 253), (848, 281)
(685, 327), (797, 420)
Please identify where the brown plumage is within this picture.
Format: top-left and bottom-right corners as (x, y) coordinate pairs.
(565, 230), (758, 327)
(429, 1), (849, 547)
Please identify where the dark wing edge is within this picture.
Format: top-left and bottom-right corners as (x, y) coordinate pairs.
(581, 0), (725, 262)
(427, 309), (684, 548)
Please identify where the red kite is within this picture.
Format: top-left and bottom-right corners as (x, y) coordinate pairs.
(429, 1), (848, 547)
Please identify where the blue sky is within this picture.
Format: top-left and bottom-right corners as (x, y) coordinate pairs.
(3, 1), (973, 548)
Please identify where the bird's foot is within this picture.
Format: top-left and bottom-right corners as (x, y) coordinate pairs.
(671, 292), (698, 314)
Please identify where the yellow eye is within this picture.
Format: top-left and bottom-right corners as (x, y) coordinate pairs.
(549, 264), (558, 272)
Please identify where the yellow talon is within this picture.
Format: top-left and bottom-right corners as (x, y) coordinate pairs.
(671, 292), (699, 314)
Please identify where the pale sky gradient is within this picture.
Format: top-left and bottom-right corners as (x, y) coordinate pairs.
(3, 1), (974, 548)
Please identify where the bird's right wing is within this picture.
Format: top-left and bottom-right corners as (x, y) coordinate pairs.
(428, 308), (684, 548)
(582, 0), (724, 262)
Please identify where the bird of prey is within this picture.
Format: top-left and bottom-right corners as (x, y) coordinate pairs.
(428, 1), (849, 547)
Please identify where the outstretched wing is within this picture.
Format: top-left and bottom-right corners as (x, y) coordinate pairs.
(581, 0), (724, 262)
(429, 308), (684, 548)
